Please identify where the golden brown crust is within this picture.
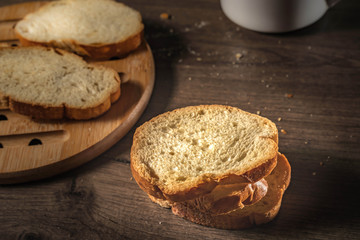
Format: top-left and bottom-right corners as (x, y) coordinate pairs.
(171, 153), (291, 229)
(9, 91), (120, 120)
(0, 92), (9, 109)
(15, 27), (144, 61)
(130, 161), (167, 201)
(9, 98), (64, 119)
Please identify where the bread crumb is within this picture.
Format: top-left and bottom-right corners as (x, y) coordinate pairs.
(312, 172), (316, 176)
(160, 13), (171, 20)
(235, 53), (243, 60)
(277, 117), (282, 122)
(159, 221), (162, 224)
(196, 57), (202, 61)
(256, 111), (261, 115)
(304, 141), (308, 144)
(266, 84), (270, 88)
(178, 59), (183, 63)
(195, 21), (209, 29)
(285, 93), (294, 98)
(320, 161), (324, 166)
(129, 177), (133, 181)
(188, 77), (192, 81)
(187, 47), (197, 55)
(281, 129), (287, 134)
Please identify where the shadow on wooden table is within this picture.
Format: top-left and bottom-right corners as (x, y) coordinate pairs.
(279, 0), (360, 37)
(275, 153), (360, 238)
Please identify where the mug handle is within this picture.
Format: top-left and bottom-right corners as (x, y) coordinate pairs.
(326, 0), (341, 8)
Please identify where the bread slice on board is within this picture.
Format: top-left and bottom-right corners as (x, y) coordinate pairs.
(131, 105), (279, 202)
(171, 153), (291, 229)
(14, 0), (144, 60)
(0, 46), (120, 120)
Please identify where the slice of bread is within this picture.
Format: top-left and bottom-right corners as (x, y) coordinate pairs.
(131, 105), (279, 202)
(14, 0), (144, 60)
(171, 153), (291, 229)
(0, 46), (120, 120)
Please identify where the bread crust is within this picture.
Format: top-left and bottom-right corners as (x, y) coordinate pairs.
(171, 153), (291, 229)
(15, 29), (144, 61)
(131, 105), (279, 202)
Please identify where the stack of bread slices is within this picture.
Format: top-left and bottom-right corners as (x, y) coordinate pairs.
(0, 0), (144, 120)
(131, 105), (291, 229)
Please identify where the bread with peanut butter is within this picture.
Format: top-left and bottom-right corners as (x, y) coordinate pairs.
(171, 153), (291, 229)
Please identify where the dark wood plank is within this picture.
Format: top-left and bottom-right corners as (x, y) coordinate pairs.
(1, 0), (360, 239)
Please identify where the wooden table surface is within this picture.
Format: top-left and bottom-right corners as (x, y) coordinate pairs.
(1, 0), (359, 239)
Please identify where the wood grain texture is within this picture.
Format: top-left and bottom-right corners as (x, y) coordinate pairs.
(1, 0), (360, 239)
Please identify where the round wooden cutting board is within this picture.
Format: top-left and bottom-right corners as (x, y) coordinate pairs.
(0, 2), (155, 184)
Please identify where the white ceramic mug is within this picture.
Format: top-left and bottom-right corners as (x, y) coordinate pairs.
(220, 0), (341, 33)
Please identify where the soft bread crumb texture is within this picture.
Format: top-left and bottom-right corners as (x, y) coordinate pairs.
(15, 0), (143, 45)
(0, 47), (119, 108)
(132, 105), (278, 188)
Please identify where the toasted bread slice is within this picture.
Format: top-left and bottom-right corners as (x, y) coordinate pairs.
(0, 46), (120, 120)
(171, 153), (291, 229)
(14, 0), (144, 60)
(131, 105), (278, 202)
